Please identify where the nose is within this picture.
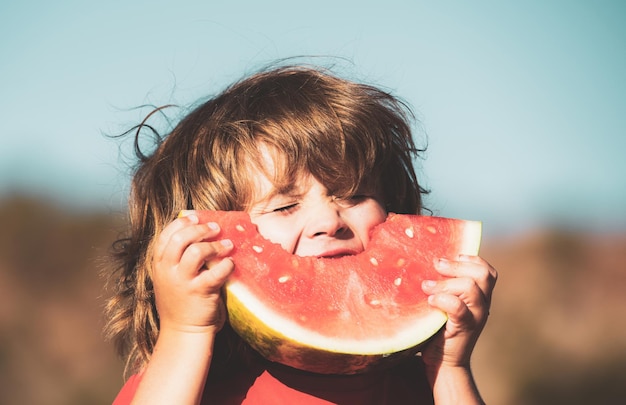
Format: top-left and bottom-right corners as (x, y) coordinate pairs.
(304, 199), (349, 238)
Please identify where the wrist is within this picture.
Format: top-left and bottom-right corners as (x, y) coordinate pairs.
(429, 364), (485, 405)
(158, 321), (223, 337)
(133, 327), (218, 404)
(154, 325), (219, 359)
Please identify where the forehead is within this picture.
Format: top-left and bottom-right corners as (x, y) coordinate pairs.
(248, 143), (307, 198)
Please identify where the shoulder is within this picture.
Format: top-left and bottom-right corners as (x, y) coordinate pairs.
(112, 372), (144, 405)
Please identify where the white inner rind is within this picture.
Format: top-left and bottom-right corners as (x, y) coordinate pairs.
(227, 282), (448, 355)
(460, 221), (482, 255)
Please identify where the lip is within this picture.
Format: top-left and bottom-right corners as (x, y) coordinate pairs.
(315, 248), (361, 258)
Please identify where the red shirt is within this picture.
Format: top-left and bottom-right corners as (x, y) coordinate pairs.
(113, 358), (433, 404)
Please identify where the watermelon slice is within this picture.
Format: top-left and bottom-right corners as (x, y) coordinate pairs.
(188, 211), (482, 374)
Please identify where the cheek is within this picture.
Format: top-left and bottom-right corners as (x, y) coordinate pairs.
(250, 217), (295, 252)
(367, 199), (388, 223)
(355, 201), (388, 244)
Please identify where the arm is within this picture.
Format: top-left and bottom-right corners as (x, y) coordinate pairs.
(130, 214), (235, 405)
(421, 255), (497, 405)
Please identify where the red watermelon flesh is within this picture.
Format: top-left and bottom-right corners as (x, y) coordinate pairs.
(188, 211), (482, 374)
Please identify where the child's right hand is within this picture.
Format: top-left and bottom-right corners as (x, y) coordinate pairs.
(151, 213), (235, 335)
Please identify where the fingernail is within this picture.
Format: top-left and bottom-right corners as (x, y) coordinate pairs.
(422, 280), (436, 290)
(187, 214), (199, 223)
(220, 239), (233, 248)
(207, 222), (219, 231)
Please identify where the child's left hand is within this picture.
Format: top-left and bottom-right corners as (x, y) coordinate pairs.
(420, 255), (497, 373)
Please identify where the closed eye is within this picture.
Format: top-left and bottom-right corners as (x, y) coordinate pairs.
(272, 203), (299, 214)
(334, 194), (371, 207)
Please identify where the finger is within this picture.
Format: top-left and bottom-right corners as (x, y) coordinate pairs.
(422, 277), (489, 321)
(194, 257), (235, 292)
(427, 293), (474, 328)
(157, 219), (222, 266)
(178, 239), (234, 278)
(422, 277), (480, 301)
(433, 256), (497, 302)
(155, 213), (200, 253)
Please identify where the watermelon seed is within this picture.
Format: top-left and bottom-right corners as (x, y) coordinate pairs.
(396, 258), (406, 267)
(363, 293), (382, 308)
(394, 277), (402, 286)
(426, 226), (437, 234)
(236, 224), (245, 232)
(369, 257), (379, 266)
(252, 245), (263, 253)
(405, 227), (414, 238)
(368, 298), (381, 307)
(278, 275), (291, 283)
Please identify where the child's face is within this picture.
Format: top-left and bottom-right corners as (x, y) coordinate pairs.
(247, 157), (387, 258)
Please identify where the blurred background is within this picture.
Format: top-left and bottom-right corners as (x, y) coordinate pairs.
(1, 1), (625, 404)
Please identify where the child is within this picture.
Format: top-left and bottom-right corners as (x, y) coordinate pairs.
(105, 64), (497, 404)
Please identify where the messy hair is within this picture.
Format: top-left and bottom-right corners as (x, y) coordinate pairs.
(104, 65), (428, 375)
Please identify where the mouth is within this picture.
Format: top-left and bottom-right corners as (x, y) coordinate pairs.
(316, 248), (360, 259)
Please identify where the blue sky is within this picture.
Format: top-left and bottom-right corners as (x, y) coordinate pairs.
(1, 1), (625, 235)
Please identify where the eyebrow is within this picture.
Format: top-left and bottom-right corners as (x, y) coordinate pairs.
(249, 183), (301, 208)
(268, 186), (304, 201)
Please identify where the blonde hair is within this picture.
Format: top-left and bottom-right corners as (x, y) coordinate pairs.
(104, 65), (428, 375)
